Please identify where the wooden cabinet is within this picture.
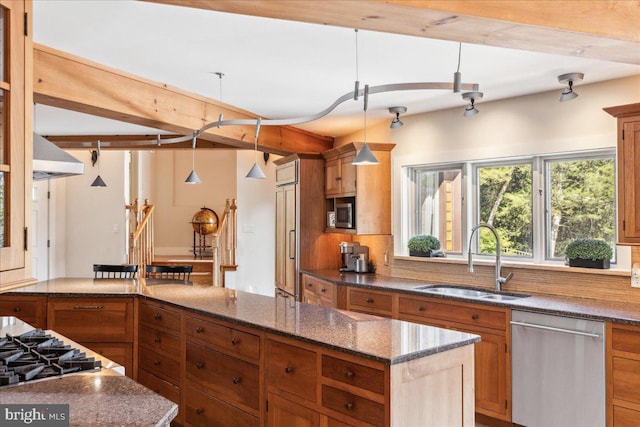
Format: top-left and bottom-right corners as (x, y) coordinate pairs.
(0, 295), (47, 327)
(47, 296), (135, 377)
(607, 322), (640, 426)
(322, 143), (394, 235)
(185, 312), (262, 425)
(267, 393), (319, 427)
(604, 103), (640, 244)
(137, 299), (183, 425)
(398, 295), (511, 421)
(274, 155), (344, 298)
(301, 274), (336, 307)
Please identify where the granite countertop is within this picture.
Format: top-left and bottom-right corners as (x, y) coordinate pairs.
(302, 269), (640, 325)
(6, 278), (479, 365)
(0, 317), (178, 427)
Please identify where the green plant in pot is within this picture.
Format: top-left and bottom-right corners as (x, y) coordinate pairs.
(408, 235), (441, 257)
(565, 238), (613, 269)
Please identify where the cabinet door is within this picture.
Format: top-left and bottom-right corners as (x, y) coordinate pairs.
(619, 120), (640, 243)
(267, 393), (319, 427)
(339, 155), (357, 195)
(275, 187), (286, 290)
(284, 185), (296, 295)
(325, 158), (340, 196)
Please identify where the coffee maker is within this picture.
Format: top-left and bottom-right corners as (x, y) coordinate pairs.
(339, 242), (369, 273)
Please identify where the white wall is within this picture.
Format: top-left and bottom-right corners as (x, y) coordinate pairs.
(232, 150), (279, 296)
(336, 75), (640, 264)
(62, 150), (128, 277)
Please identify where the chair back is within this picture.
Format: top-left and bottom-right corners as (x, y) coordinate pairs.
(146, 264), (192, 281)
(93, 264), (138, 279)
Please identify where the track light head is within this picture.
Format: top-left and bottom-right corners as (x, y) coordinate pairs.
(558, 72), (583, 102)
(462, 92), (483, 117)
(389, 106), (407, 129)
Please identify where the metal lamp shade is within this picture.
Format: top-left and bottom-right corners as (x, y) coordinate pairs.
(352, 143), (378, 165)
(90, 175), (107, 187)
(184, 169), (201, 184)
(464, 104), (479, 117)
(560, 88), (578, 102)
(246, 162), (266, 179)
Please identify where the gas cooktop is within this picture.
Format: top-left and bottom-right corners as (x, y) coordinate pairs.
(0, 329), (102, 387)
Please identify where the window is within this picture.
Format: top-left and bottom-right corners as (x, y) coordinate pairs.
(404, 150), (616, 264)
(545, 155), (615, 260)
(409, 166), (463, 253)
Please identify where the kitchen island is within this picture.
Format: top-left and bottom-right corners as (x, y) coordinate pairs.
(4, 278), (480, 427)
(0, 316), (178, 427)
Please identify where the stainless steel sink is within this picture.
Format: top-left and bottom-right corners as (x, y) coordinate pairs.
(412, 285), (529, 301)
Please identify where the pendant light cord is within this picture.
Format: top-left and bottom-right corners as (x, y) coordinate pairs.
(456, 42), (462, 73)
(353, 29), (360, 101)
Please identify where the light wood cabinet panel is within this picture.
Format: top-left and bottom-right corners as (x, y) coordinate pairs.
(275, 183), (296, 296)
(613, 357), (640, 405)
(186, 386), (259, 427)
(604, 103), (640, 244)
(399, 296), (507, 330)
(267, 393), (320, 427)
(322, 143), (394, 235)
(302, 274), (336, 308)
(613, 406), (640, 427)
(0, 295), (47, 327)
(47, 297), (134, 342)
(346, 288), (393, 318)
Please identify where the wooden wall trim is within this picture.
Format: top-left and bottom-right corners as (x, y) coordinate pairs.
(144, 0), (640, 65)
(33, 43), (334, 155)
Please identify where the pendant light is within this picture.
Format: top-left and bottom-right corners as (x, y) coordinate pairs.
(184, 132), (201, 184)
(558, 72), (583, 102)
(246, 118), (266, 179)
(90, 140), (107, 187)
(389, 106), (406, 129)
(353, 85), (378, 165)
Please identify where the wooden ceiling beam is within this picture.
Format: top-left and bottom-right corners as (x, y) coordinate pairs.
(33, 43), (334, 155)
(42, 134), (232, 150)
(145, 0), (640, 64)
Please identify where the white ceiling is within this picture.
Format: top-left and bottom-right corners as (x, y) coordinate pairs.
(33, 0), (640, 139)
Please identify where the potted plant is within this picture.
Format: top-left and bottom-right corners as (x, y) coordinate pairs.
(565, 238), (613, 269)
(408, 235), (441, 257)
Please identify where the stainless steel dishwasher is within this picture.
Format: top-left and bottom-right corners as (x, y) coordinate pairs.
(511, 310), (605, 427)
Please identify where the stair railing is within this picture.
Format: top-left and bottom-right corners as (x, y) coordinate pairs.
(126, 198), (155, 275)
(211, 199), (237, 286)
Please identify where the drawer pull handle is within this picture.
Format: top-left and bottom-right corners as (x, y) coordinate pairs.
(13, 307), (21, 312)
(73, 305), (104, 310)
(471, 314), (479, 320)
(321, 288), (327, 293)
(154, 337), (161, 343)
(196, 362), (205, 369)
(307, 283), (312, 288)
(418, 306), (426, 312)
(366, 298), (374, 303)
(231, 338), (240, 345)
(232, 377), (241, 384)
(196, 408), (204, 415)
(98, 351), (104, 355)
(284, 366), (294, 374)
(195, 327), (204, 333)
(153, 360), (160, 366)
(336, 177), (342, 181)
(344, 402), (354, 411)
(345, 370), (355, 378)
(154, 313), (162, 320)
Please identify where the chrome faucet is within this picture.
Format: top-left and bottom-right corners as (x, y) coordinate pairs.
(468, 223), (514, 292)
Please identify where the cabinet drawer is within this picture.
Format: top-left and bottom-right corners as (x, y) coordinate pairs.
(322, 385), (384, 427)
(613, 357), (640, 405)
(139, 301), (181, 332)
(0, 296), (46, 327)
(138, 368), (180, 406)
(399, 296), (506, 330)
(185, 386), (259, 427)
(47, 298), (133, 342)
(139, 346), (181, 384)
(612, 326), (640, 354)
(266, 339), (317, 402)
(303, 275), (335, 300)
(186, 342), (260, 412)
(613, 405), (640, 427)
(322, 355), (384, 395)
(139, 325), (181, 359)
(82, 342), (133, 377)
(348, 289), (392, 315)
(185, 316), (260, 361)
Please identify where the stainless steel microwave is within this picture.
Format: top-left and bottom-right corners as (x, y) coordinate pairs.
(335, 203), (354, 229)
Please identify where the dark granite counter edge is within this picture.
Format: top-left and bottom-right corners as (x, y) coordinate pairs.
(300, 269), (640, 326)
